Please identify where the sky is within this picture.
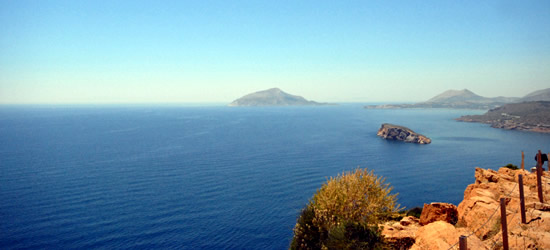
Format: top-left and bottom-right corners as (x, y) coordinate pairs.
(1, 0), (549, 104)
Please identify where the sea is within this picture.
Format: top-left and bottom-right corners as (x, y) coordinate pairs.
(1, 104), (549, 249)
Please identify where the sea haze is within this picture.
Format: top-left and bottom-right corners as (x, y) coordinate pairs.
(1, 104), (549, 249)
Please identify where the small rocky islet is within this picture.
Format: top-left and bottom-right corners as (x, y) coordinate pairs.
(377, 123), (431, 144)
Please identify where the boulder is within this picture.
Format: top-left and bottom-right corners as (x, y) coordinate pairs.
(419, 202), (458, 226)
(411, 221), (487, 250)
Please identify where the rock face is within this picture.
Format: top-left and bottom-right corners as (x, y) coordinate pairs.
(419, 202), (458, 226)
(457, 167), (550, 248)
(381, 167), (550, 249)
(377, 123), (431, 144)
(228, 88), (330, 106)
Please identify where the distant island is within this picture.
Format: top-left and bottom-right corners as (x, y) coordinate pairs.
(456, 101), (550, 133)
(229, 88), (332, 106)
(377, 123), (431, 144)
(365, 88), (550, 110)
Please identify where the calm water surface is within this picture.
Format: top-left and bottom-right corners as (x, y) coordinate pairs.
(1, 104), (549, 249)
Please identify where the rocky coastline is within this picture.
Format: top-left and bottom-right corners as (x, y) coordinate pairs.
(456, 101), (550, 133)
(456, 117), (550, 133)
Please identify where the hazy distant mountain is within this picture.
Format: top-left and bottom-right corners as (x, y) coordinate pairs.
(366, 89), (519, 110)
(425, 89), (520, 104)
(229, 88), (330, 106)
(426, 89), (485, 103)
(519, 88), (550, 102)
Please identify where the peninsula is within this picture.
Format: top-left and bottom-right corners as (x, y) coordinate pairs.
(456, 101), (550, 133)
(229, 88), (330, 107)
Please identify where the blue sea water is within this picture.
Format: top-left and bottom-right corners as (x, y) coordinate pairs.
(1, 104), (549, 249)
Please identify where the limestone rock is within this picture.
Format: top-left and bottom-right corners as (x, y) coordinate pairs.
(377, 124), (431, 144)
(411, 221), (487, 250)
(419, 202), (458, 226)
(382, 216), (420, 249)
(457, 167), (550, 245)
(380, 166), (550, 249)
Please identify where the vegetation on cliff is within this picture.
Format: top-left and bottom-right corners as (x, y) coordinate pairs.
(290, 168), (401, 249)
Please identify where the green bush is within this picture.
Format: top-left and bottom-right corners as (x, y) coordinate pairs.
(290, 204), (322, 250)
(406, 207), (423, 218)
(325, 221), (387, 250)
(290, 168), (401, 249)
(503, 163), (518, 170)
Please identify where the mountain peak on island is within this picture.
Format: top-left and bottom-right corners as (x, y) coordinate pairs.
(426, 89), (482, 103)
(229, 88), (330, 107)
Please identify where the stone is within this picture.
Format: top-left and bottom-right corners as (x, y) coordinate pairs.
(457, 167), (550, 243)
(419, 202), (458, 226)
(411, 221), (487, 250)
(380, 166), (550, 249)
(382, 216), (420, 250)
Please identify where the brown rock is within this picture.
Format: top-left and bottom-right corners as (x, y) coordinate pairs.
(381, 166), (550, 249)
(411, 221), (487, 250)
(382, 216), (420, 250)
(400, 216), (420, 226)
(419, 202), (458, 226)
(457, 167), (550, 244)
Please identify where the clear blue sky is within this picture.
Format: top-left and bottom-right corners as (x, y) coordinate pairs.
(1, 0), (549, 103)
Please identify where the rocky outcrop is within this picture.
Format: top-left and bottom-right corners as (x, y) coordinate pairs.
(457, 167), (550, 248)
(381, 167), (550, 249)
(419, 203), (458, 226)
(377, 124), (431, 144)
(382, 216), (420, 249)
(411, 221), (487, 250)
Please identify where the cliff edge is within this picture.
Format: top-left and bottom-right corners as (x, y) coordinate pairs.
(382, 167), (550, 249)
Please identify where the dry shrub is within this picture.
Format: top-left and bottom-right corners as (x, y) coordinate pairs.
(291, 168), (401, 249)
